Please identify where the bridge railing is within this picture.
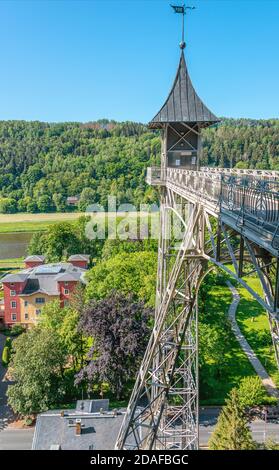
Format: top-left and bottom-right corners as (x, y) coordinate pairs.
(146, 166), (279, 248)
(221, 175), (279, 249)
(201, 167), (279, 179)
(166, 168), (221, 205)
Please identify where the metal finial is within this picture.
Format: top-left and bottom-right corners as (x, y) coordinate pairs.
(170, 4), (196, 49)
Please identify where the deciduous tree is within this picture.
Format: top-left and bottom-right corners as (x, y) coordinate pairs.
(7, 327), (67, 415)
(76, 291), (152, 399)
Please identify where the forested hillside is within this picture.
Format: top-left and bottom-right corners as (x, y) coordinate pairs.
(0, 118), (278, 213)
(201, 118), (279, 170)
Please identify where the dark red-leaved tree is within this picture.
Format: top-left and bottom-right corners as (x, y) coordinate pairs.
(75, 291), (152, 399)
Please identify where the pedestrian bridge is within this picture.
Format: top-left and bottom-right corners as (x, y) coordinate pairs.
(147, 166), (279, 255)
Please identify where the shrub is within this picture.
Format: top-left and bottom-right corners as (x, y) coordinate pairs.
(24, 417), (33, 427)
(2, 346), (10, 367)
(10, 324), (25, 336)
(5, 337), (12, 348)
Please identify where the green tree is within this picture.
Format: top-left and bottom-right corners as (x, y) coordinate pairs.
(0, 197), (17, 213)
(17, 196), (30, 212)
(40, 298), (86, 371)
(7, 327), (67, 415)
(52, 193), (66, 212)
(27, 231), (46, 256)
(209, 388), (255, 450)
(85, 251), (157, 306)
(78, 188), (96, 211)
(29, 222), (80, 261)
(28, 216), (101, 262)
(238, 376), (267, 408)
(101, 238), (158, 260)
(26, 200), (37, 213)
(37, 194), (53, 212)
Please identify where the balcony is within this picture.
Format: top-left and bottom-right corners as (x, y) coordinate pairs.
(146, 167), (165, 186)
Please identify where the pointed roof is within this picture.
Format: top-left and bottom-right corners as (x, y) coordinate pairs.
(24, 255), (46, 262)
(149, 51), (219, 128)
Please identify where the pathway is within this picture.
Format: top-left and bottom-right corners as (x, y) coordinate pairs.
(226, 281), (279, 399)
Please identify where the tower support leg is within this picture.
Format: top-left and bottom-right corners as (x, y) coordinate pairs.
(116, 203), (205, 450)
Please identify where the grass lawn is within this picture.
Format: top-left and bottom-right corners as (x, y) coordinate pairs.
(0, 211), (156, 233)
(0, 212), (85, 233)
(0, 220), (74, 233)
(199, 283), (259, 406)
(0, 219), (78, 233)
(236, 277), (279, 388)
(0, 257), (25, 270)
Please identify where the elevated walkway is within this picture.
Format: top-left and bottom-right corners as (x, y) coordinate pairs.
(146, 166), (279, 255)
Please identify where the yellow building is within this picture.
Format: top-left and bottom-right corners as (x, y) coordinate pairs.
(19, 293), (59, 327)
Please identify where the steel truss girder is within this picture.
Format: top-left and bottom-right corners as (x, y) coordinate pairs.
(115, 196), (205, 450)
(116, 184), (279, 450)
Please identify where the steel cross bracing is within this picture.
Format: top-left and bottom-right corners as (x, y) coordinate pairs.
(116, 166), (279, 450)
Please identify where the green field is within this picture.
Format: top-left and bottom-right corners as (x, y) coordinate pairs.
(0, 211), (155, 233)
(0, 257), (25, 271)
(0, 212), (83, 233)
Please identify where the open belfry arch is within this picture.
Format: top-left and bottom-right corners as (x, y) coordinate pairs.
(115, 6), (279, 450)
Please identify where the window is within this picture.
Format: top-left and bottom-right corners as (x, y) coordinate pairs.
(64, 289), (69, 295)
(64, 299), (69, 307)
(35, 298), (45, 304)
(10, 290), (16, 296)
(10, 301), (17, 309)
(11, 314), (17, 321)
(175, 159), (180, 166)
(35, 309), (41, 316)
(24, 313), (29, 320)
(24, 301), (28, 307)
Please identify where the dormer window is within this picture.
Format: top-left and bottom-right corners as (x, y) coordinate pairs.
(10, 290), (16, 296)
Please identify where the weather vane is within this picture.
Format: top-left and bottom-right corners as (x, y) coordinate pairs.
(170, 4), (196, 49)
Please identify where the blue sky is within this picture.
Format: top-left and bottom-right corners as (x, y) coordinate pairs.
(1, 0), (279, 123)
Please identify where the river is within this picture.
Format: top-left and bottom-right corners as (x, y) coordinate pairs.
(0, 232), (33, 260)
